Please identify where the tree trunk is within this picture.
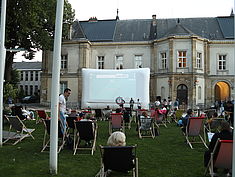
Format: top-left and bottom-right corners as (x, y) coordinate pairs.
(5, 52), (15, 82)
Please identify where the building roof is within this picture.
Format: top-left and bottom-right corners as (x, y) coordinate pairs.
(71, 16), (234, 42)
(13, 62), (42, 70)
(217, 16), (234, 39)
(76, 19), (117, 41)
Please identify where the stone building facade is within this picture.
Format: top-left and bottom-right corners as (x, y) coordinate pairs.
(41, 14), (234, 109)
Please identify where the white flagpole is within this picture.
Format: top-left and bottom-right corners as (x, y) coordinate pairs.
(0, 0), (7, 146)
(49, 0), (64, 174)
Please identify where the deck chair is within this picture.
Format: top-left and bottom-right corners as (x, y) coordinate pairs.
(4, 115), (35, 145)
(96, 145), (138, 177)
(123, 110), (131, 129)
(11, 106), (27, 120)
(109, 113), (124, 135)
(135, 109), (148, 123)
(185, 117), (208, 149)
(41, 119), (66, 153)
(154, 110), (167, 128)
(37, 110), (50, 120)
(204, 139), (233, 177)
(73, 121), (97, 155)
(66, 116), (77, 139)
(138, 117), (155, 139)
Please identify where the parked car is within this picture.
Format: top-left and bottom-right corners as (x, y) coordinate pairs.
(21, 96), (38, 103)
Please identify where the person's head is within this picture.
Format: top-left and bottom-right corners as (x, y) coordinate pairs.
(107, 131), (126, 146)
(187, 109), (193, 115)
(142, 111), (148, 117)
(212, 112), (218, 118)
(220, 121), (231, 131)
(85, 113), (92, 120)
(64, 88), (71, 98)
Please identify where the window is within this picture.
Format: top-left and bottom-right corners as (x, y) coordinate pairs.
(61, 54), (68, 69)
(34, 85), (38, 95)
(135, 55), (142, 68)
(161, 87), (165, 99)
(60, 81), (67, 94)
(20, 85), (23, 92)
(218, 55), (226, 70)
(20, 71), (23, 81)
(97, 56), (104, 69)
(25, 85), (28, 95)
(196, 52), (202, 69)
(177, 51), (187, 68)
(30, 85), (33, 95)
(30, 71), (34, 81)
(35, 71), (39, 81)
(160, 52), (167, 69)
(198, 86), (202, 100)
(25, 71), (28, 81)
(115, 55), (123, 69)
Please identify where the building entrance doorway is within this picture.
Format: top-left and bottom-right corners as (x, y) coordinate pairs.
(177, 84), (188, 105)
(214, 81), (230, 101)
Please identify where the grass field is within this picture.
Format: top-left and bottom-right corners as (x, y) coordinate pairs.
(0, 113), (209, 177)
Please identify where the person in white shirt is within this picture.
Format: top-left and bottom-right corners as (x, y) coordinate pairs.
(59, 88), (71, 134)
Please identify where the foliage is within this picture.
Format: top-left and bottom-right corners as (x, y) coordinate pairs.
(3, 82), (18, 103)
(4, 0), (75, 81)
(10, 69), (20, 85)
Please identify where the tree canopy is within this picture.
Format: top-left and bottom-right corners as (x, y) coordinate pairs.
(4, 0), (75, 81)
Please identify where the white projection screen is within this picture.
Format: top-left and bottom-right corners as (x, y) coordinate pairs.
(81, 68), (150, 109)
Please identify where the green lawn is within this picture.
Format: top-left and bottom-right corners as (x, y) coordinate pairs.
(0, 116), (208, 177)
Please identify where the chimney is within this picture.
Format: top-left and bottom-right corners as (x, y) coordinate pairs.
(152, 14), (157, 26)
(89, 17), (98, 22)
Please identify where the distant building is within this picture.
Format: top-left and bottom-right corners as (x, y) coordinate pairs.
(13, 62), (42, 96)
(41, 14), (234, 109)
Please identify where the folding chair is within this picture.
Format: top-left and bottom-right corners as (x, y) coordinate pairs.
(11, 106), (27, 120)
(73, 121), (97, 155)
(109, 113), (124, 135)
(41, 119), (66, 153)
(96, 145), (138, 177)
(138, 117), (155, 139)
(154, 110), (167, 128)
(123, 110), (131, 129)
(204, 139), (233, 177)
(135, 109), (148, 123)
(4, 115), (35, 145)
(37, 110), (50, 120)
(185, 117), (208, 149)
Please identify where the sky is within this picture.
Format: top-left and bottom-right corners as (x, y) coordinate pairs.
(68, 0), (234, 21)
(14, 0), (234, 62)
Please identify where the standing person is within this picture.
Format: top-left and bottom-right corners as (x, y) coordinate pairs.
(129, 98), (135, 116)
(59, 88), (71, 134)
(174, 98), (179, 110)
(137, 99), (141, 109)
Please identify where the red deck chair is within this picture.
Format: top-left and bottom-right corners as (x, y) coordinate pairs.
(109, 113), (124, 135)
(185, 117), (208, 149)
(154, 109), (167, 128)
(36, 110), (50, 121)
(205, 139), (233, 177)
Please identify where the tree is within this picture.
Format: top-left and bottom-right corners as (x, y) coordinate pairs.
(4, 0), (75, 81)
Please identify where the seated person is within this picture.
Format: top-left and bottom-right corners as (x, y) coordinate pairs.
(204, 121), (233, 171)
(181, 109), (193, 133)
(205, 112), (221, 131)
(107, 131), (126, 146)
